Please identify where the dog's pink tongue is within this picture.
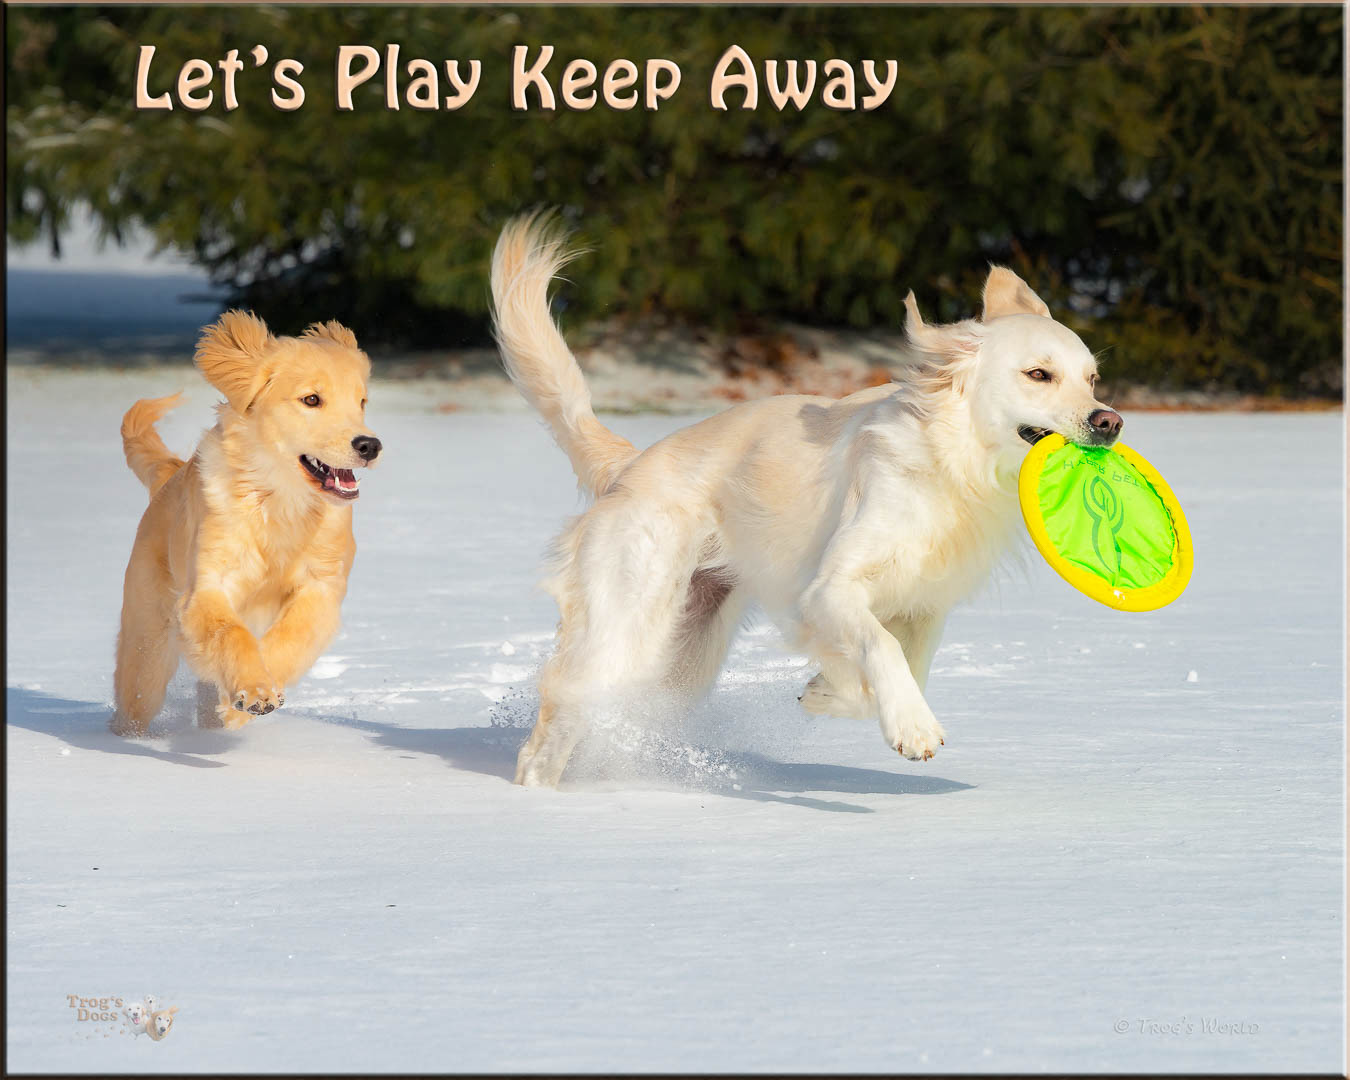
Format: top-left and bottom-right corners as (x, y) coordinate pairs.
(332, 469), (358, 493)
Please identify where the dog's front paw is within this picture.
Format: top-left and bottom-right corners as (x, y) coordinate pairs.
(226, 683), (284, 725)
(883, 706), (946, 762)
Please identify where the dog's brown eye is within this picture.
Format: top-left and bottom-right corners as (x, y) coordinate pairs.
(302, 394), (322, 407)
(1025, 368), (1051, 382)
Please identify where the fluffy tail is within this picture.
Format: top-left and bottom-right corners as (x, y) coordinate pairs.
(490, 212), (637, 496)
(121, 393), (186, 497)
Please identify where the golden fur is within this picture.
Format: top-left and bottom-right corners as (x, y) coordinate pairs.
(491, 213), (1122, 787)
(146, 1006), (178, 1040)
(111, 311), (381, 736)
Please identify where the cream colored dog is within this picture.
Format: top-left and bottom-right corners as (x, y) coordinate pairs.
(111, 311), (382, 736)
(123, 1000), (148, 1036)
(491, 213), (1123, 787)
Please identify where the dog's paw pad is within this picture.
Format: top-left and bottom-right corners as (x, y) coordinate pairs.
(888, 707), (946, 762)
(893, 730), (943, 761)
(231, 685), (283, 717)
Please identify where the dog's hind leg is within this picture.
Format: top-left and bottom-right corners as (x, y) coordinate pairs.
(513, 691), (578, 788)
(515, 500), (702, 788)
(111, 552), (180, 736)
(661, 571), (745, 701)
(518, 610), (688, 788)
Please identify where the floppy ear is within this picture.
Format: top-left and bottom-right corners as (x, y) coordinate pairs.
(303, 320), (370, 377)
(903, 290), (927, 336)
(303, 320), (359, 349)
(195, 310), (275, 413)
(903, 290), (978, 355)
(900, 290), (980, 397)
(981, 266), (1050, 321)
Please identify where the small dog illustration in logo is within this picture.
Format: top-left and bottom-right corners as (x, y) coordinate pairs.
(123, 995), (176, 1040)
(147, 1006), (179, 1041)
(123, 1000), (148, 1037)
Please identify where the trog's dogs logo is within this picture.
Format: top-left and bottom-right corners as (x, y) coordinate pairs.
(67, 993), (179, 1041)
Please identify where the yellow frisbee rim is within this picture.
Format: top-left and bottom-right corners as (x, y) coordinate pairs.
(1017, 433), (1193, 612)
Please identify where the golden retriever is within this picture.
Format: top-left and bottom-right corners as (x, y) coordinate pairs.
(146, 1006), (178, 1041)
(110, 311), (381, 736)
(490, 213), (1123, 787)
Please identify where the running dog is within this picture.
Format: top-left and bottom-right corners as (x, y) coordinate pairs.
(490, 213), (1121, 787)
(111, 312), (381, 735)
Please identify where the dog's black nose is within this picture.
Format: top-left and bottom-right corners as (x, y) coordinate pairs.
(352, 435), (382, 461)
(1088, 409), (1123, 439)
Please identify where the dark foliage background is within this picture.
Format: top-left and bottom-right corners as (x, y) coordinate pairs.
(6, 6), (1343, 393)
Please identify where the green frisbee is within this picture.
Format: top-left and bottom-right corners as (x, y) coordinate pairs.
(1018, 434), (1192, 611)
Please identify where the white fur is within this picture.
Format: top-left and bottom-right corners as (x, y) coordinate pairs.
(123, 1001), (147, 1036)
(491, 215), (1118, 787)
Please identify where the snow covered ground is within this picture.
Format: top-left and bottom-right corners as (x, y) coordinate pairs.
(6, 366), (1344, 1073)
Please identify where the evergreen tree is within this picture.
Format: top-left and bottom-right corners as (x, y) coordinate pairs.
(6, 6), (1342, 392)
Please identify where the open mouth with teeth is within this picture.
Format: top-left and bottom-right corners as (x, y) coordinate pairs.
(299, 454), (360, 499)
(1018, 425), (1052, 446)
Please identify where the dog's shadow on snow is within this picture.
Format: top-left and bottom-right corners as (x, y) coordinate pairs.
(6, 686), (233, 768)
(342, 716), (974, 813)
